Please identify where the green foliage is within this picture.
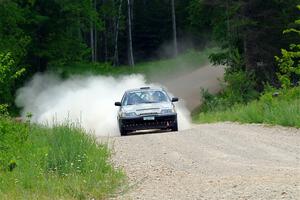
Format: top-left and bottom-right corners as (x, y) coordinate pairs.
(276, 46), (300, 88)
(188, 0), (300, 86)
(200, 70), (259, 113)
(0, 0), (104, 70)
(0, 117), (29, 171)
(196, 87), (300, 128)
(275, 5), (300, 89)
(194, 2), (300, 128)
(0, 118), (124, 199)
(0, 105), (8, 116)
(0, 1), (31, 61)
(30, 0), (102, 67)
(44, 34), (90, 67)
(223, 71), (259, 102)
(0, 52), (25, 107)
(210, 48), (244, 73)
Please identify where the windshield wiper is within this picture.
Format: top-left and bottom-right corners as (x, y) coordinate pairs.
(145, 101), (158, 104)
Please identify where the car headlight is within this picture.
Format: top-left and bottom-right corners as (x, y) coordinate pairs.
(161, 108), (175, 114)
(122, 112), (137, 117)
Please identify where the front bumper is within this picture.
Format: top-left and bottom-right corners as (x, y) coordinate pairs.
(119, 114), (177, 131)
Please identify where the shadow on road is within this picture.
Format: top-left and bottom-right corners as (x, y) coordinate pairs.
(124, 129), (174, 137)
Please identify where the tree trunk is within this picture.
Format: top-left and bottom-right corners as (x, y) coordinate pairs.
(242, 2), (253, 72)
(226, 0), (231, 51)
(90, 0), (95, 62)
(171, 0), (178, 57)
(77, 13), (81, 41)
(90, 25), (94, 62)
(95, 28), (97, 62)
(94, 0), (97, 62)
(113, 0), (123, 66)
(243, 33), (252, 72)
(104, 29), (108, 62)
(127, 0), (134, 66)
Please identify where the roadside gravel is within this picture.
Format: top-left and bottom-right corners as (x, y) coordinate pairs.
(106, 122), (300, 200)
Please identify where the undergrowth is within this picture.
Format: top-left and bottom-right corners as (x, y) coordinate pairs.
(195, 86), (300, 128)
(0, 118), (124, 199)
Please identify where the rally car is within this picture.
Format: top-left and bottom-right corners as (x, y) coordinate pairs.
(115, 87), (179, 136)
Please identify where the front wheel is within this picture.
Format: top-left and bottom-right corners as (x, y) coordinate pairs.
(120, 127), (129, 136)
(171, 122), (178, 132)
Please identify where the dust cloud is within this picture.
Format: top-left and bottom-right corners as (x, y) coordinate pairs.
(15, 73), (191, 137)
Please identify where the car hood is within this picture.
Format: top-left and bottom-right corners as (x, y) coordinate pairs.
(122, 102), (174, 115)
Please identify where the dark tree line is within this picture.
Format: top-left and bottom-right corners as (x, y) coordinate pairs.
(0, 0), (189, 71)
(188, 0), (300, 88)
(1, 1), (299, 72)
(1, 0), (300, 110)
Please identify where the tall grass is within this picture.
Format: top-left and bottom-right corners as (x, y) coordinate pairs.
(195, 87), (300, 128)
(0, 118), (124, 199)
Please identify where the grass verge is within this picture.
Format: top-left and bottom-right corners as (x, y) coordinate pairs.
(0, 118), (124, 200)
(195, 87), (300, 128)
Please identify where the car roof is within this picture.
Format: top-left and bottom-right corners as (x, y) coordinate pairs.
(125, 87), (165, 93)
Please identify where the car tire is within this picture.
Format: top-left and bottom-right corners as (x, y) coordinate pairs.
(120, 127), (128, 136)
(171, 122), (178, 132)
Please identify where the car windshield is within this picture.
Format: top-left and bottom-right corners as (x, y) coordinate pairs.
(123, 90), (169, 106)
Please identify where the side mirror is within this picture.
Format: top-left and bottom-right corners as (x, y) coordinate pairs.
(115, 102), (122, 106)
(171, 97), (179, 102)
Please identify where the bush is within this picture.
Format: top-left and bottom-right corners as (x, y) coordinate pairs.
(275, 5), (300, 89)
(196, 86), (300, 128)
(0, 52), (25, 108)
(0, 104), (8, 116)
(200, 70), (259, 113)
(223, 71), (259, 103)
(0, 118), (124, 199)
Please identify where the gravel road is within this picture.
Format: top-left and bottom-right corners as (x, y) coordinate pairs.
(107, 123), (300, 200)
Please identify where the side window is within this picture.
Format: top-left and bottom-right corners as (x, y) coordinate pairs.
(162, 90), (171, 101)
(121, 94), (128, 106)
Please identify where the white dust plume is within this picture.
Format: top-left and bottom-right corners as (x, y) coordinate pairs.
(15, 73), (191, 137)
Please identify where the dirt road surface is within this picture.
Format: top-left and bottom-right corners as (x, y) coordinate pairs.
(109, 123), (300, 200)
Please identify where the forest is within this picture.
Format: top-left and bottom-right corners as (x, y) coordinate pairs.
(0, 0), (300, 111)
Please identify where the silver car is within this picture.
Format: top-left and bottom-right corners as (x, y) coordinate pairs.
(115, 87), (179, 136)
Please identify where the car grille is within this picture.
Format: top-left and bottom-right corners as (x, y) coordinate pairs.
(139, 112), (158, 116)
(121, 115), (177, 130)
